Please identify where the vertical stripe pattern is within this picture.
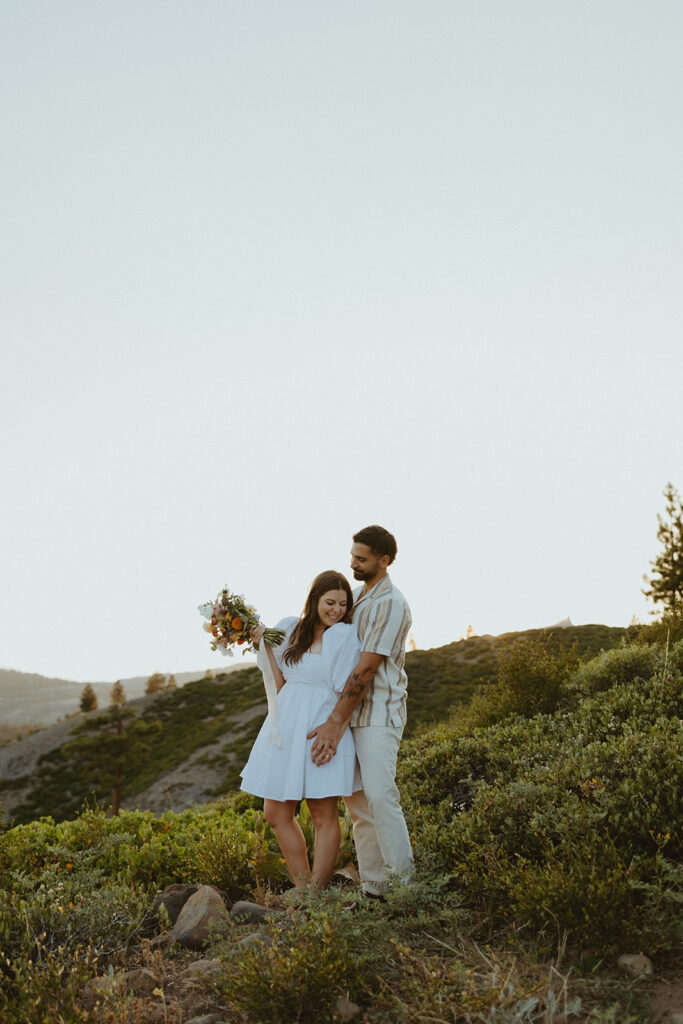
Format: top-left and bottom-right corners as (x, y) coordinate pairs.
(351, 575), (412, 728)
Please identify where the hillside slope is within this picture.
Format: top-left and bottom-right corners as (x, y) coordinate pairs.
(0, 666), (248, 726)
(0, 624), (629, 825)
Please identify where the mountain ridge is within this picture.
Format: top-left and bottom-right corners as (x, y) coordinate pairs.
(0, 662), (255, 726)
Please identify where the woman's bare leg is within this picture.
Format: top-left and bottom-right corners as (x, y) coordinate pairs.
(306, 796), (342, 890)
(264, 799), (311, 888)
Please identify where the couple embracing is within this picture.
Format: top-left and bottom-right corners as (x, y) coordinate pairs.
(240, 524), (414, 899)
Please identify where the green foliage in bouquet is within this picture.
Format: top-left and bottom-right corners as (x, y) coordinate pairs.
(199, 586), (285, 656)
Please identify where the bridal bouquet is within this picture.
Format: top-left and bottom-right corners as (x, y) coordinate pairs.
(198, 587), (285, 656)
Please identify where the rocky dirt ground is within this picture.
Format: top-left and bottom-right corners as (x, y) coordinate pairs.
(87, 880), (361, 1024)
(83, 880), (683, 1024)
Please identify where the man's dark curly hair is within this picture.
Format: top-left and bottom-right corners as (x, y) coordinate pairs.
(352, 524), (397, 564)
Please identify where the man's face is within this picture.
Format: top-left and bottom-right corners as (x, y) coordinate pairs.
(350, 542), (385, 581)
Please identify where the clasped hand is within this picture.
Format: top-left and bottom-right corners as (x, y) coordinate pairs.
(307, 720), (343, 766)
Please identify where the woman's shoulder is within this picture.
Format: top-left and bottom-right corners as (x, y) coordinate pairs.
(325, 622), (359, 645)
(328, 621), (356, 635)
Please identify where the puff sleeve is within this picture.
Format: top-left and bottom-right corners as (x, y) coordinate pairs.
(324, 622), (362, 693)
(255, 616), (298, 748)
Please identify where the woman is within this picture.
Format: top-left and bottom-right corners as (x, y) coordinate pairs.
(241, 570), (361, 891)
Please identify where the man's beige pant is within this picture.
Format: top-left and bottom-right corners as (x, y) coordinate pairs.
(344, 725), (415, 895)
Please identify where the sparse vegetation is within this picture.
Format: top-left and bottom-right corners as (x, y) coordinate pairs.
(0, 629), (680, 1022)
(0, 626), (644, 826)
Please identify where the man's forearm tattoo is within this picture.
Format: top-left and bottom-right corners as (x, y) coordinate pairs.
(342, 672), (365, 701)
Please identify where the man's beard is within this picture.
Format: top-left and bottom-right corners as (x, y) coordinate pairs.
(352, 568), (374, 581)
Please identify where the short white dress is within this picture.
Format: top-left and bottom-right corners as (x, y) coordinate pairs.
(240, 617), (363, 801)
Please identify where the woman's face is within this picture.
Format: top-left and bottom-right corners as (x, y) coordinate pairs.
(316, 589), (348, 628)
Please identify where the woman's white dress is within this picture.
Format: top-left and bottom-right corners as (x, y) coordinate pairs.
(240, 617), (362, 801)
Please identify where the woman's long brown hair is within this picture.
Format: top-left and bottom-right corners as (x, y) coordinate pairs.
(283, 570), (354, 666)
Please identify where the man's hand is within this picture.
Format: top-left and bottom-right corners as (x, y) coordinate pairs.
(307, 652), (384, 765)
(307, 719), (344, 766)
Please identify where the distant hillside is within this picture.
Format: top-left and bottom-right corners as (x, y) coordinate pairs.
(0, 624), (631, 826)
(0, 664), (254, 726)
(403, 622), (630, 733)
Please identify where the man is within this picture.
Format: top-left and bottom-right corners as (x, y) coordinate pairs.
(308, 524), (414, 896)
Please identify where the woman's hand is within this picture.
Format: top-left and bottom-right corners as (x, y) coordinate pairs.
(250, 624), (266, 647)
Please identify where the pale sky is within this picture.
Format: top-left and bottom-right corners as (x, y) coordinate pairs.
(1, 1), (682, 682)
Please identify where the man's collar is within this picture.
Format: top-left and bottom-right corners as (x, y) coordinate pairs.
(354, 573), (392, 605)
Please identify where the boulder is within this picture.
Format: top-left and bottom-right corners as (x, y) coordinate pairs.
(80, 975), (124, 1012)
(184, 1015), (225, 1024)
(238, 930), (274, 950)
(617, 954), (654, 978)
(332, 864), (361, 886)
(121, 967), (160, 997)
(180, 957), (223, 981)
(168, 885), (230, 949)
(229, 900), (269, 925)
(335, 995), (362, 1021)
(152, 883), (199, 925)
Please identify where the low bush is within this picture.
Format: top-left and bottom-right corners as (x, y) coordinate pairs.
(571, 643), (660, 694)
(213, 908), (355, 1024)
(468, 635), (576, 726)
(399, 661), (683, 957)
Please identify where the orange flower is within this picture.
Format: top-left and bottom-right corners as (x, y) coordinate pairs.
(211, 626), (219, 636)
(232, 616), (243, 630)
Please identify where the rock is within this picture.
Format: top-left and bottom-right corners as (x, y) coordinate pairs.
(122, 967), (159, 997)
(180, 957), (223, 980)
(184, 1016), (224, 1024)
(90, 975), (124, 994)
(670, 1014), (683, 1024)
(335, 995), (362, 1021)
(617, 954), (654, 978)
(229, 900), (269, 925)
(81, 974), (120, 1007)
(134, 1005), (166, 1024)
(81, 974), (124, 1011)
(152, 883), (199, 926)
(332, 864), (360, 886)
(168, 885), (230, 949)
(238, 930), (273, 950)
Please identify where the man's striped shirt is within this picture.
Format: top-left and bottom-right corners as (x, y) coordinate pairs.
(350, 574), (412, 728)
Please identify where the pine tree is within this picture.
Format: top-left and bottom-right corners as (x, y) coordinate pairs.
(643, 482), (683, 617)
(110, 680), (126, 707)
(145, 672), (166, 695)
(165, 674), (177, 690)
(79, 683), (98, 713)
(62, 698), (161, 815)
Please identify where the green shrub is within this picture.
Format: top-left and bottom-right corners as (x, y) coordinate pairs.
(398, 662), (683, 958)
(572, 643), (659, 694)
(0, 864), (146, 958)
(0, 942), (130, 1024)
(213, 909), (354, 1024)
(469, 636), (574, 726)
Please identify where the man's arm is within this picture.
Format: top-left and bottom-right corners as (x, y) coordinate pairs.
(307, 651), (384, 764)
